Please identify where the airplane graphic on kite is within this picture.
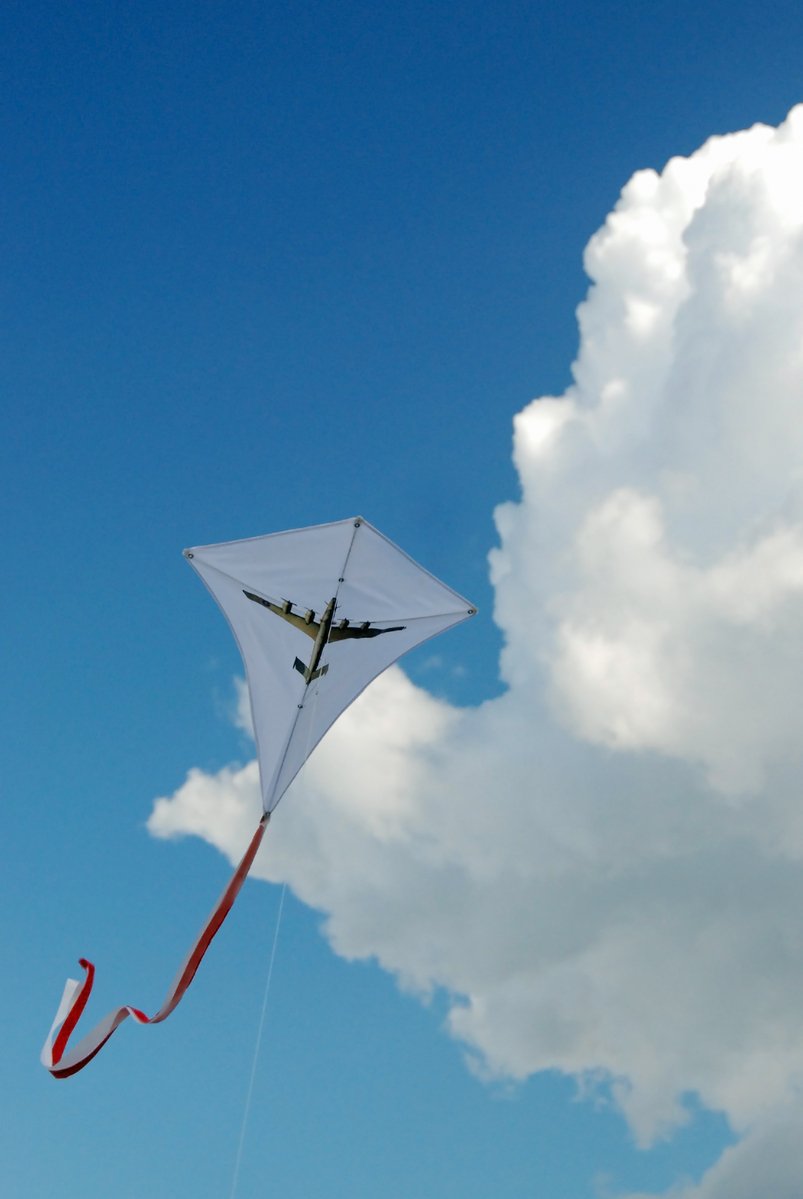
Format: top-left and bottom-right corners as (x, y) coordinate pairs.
(42, 516), (476, 1078)
(242, 589), (406, 684)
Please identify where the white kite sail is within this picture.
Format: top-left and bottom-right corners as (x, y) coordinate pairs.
(42, 517), (475, 1078)
(186, 516), (476, 811)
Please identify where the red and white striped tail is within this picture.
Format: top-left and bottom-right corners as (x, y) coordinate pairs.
(42, 813), (269, 1079)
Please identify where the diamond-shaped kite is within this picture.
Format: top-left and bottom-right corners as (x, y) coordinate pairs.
(42, 517), (475, 1077)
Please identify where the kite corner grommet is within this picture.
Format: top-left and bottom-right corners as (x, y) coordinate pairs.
(184, 550), (194, 559)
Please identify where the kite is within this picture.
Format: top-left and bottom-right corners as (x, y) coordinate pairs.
(42, 516), (476, 1078)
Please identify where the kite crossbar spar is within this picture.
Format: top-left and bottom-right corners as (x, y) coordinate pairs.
(41, 812), (270, 1079)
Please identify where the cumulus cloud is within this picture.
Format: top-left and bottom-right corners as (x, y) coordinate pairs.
(624, 1114), (803, 1199)
(150, 106), (803, 1177)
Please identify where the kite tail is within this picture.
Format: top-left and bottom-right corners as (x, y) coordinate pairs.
(41, 812), (270, 1079)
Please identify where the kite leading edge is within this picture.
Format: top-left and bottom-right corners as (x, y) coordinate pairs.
(42, 517), (476, 1078)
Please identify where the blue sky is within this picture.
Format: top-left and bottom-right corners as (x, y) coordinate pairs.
(6, 3), (803, 1196)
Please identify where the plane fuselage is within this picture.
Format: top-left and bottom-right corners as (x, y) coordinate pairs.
(305, 596), (336, 683)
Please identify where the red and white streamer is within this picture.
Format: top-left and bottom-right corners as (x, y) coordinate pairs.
(41, 813), (269, 1079)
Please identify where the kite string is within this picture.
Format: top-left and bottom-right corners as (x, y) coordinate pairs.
(228, 880), (287, 1199)
(228, 675), (322, 1199)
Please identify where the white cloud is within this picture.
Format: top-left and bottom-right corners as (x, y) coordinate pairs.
(623, 1114), (803, 1199)
(149, 105), (803, 1178)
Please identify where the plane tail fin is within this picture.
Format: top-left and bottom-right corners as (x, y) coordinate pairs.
(294, 658), (329, 683)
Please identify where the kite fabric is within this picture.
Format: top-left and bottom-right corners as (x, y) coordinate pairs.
(42, 516), (476, 1078)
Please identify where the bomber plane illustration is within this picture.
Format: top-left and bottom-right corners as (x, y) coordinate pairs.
(243, 591), (406, 684)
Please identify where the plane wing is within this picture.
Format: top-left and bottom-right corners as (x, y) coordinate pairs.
(243, 591), (406, 644)
(328, 621), (406, 641)
(243, 591), (319, 640)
